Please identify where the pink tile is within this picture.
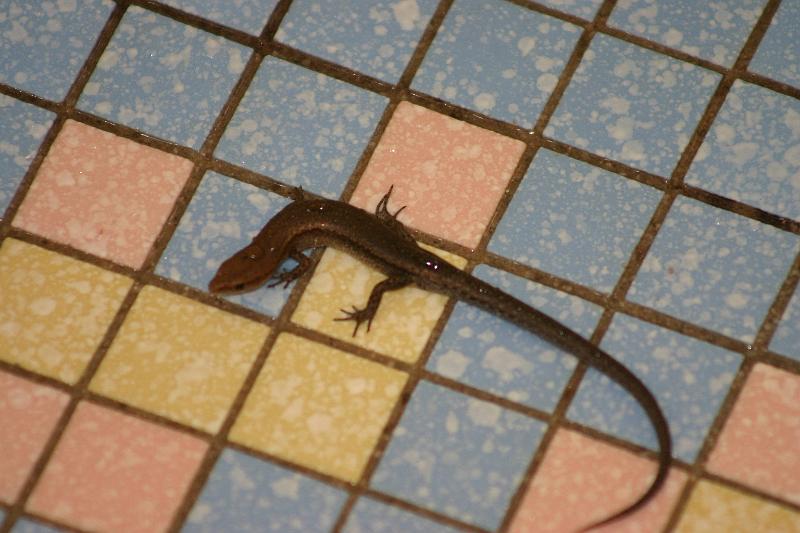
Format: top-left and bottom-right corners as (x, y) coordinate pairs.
(351, 102), (525, 248)
(706, 363), (800, 505)
(14, 120), (192, 268)
(510, 429), (685, 532)
(27, 401), (207, 533)
(0, 371), (69, 503)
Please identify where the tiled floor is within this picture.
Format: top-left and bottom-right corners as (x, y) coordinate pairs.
(1, 1), (799, 532)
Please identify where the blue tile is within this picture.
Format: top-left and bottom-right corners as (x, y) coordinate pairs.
(545, 34), (720, 177)
(344, 497), (461, 533)
(489, 149), (662, 292)
(0, 96), (56, 216)
(371, 381), (545, 530)
(568, 314), (742, 460)
(216, 56), (388, 198)
(275, 0), (438, 83)
(608, 0), (767, 67)
(159, 0), (279, 35)
(412, 0), (581, 128)
(11, 518), (65, 533)
(770, 288), (800, 362)
(628, 196), (800, 342)
(184, 448), (347, 532)
(537, 0), (602, 19)
(78, 6), (250, 148)
(0, 0), (114, 101)
(427, 264), (602, 411)
(156, 171), (296, 316)
(686, 81), (800, 220)
(748, 0), (800, 88)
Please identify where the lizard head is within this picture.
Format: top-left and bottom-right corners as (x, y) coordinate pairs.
(208, 241), (283, 294)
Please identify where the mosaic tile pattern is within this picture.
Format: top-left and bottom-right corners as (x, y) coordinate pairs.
(10, 518), (65, 533)
(344, 497), (463, 533)
(770, 287), (800, 361)
(749, 0), (800, 87)
(160, 0), (279, 35)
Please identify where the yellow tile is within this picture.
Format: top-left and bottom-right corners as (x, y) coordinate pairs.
(0, 239), (131, 384)
(676, 480), (800, 533)
(292, 245), (466, 363)
(90, 285), (269, 433)
(230, 333), (407, 482)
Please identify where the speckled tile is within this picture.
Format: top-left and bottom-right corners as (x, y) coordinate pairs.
(215, 56), (388, 198)
(411, 0), (581, 128)
(749, 0), (800, 88)
(0, 0), (114, 101)
(27, 401), (207, 533)
(608, 0), (766, 67)
(156, 171), (293, 316)
(675, 480), (800, 533)
(371, 381), (546, 530)
(770, 287), (800, 361)
(705, 363), (800, 506)
(0, 95), (55, 216)
(628, 196), (800, 342)
(184, 448), (347, 532)
(90, 285), (269, 433)
(230, 333), (407, 483)
(275, 0), (438, 83)
(351, 101), (525, 248)
(537, 0), (603, 19)
(545, 34), (720, 177)
(10, 518), (65, 533)
(14, 120), (192, 268)
(0, 238), (132, 384)
(0, 371), (69, 504)
(344, 497), (462, 533)
(77, 5), (250, 148)
(488, 148), (662, 292)
(427, 264), (600, 411)
(292, 246), (465, 364)
(569, 313), (742, 459)
(159, 0), (279, 35)
(509, 429), (686, 532)
(686, 81), (800, 220)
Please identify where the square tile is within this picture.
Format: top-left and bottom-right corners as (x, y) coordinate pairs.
(488, 149), (662, 292)
(537, 0), (602, 19)
(0, 0), (114, 101)
(90, 285), (269, 433)
(0, 238), (132, 384)
(568, 314), (742, 460)
(230, 333), (407, 483)
(344, 497), (462, 533)
(411, 0), (581, 128)
(77, 5), (250, 148)
(184, 448), (347, 532)
(27, 401), (207, 533)
(749, 0), (800, 88)
(14, 120), (192, 268)
(10, 518), (65, 533)
(350, 102), (525, 248)
(156, 171), (294, 316)
(770, 287), (800, 361)
(685, 81), (800, 220)
(509, 429), (685, 532)
(427, 264), (601, 411)
(545, 34), (720, 177)
(371, 381), (546, 530)
(160, 0), (279, 35)
(705, 363), (800, 506)
(215, 56), (388, 198)
(275, 0), (438, 83)
(628, 197), (800, 342)
(608, 0), (766, 67)
(0, 95), (55, 216)
(292, 246), (465, 364)
(0, 371), (69, 504)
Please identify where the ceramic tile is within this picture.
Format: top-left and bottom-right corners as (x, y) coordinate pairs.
(230, 333), (407, 483)
(351, 101), (525, 248)
(26, 401), (207, 533)
(770, 287), (800, 361)
(0, 238), (131, 384)
(344, 497), (462, 533)
(159, 0), (279, 35)
(749, 0), (800, 88)
(0, 371), (69, 504)
(78, 5), (250, 148)
(216, 56), (388, 198)
(412, 0), (581, 128)
(628, 196), (800, 342)
(545, 34), (720, 177)
(0, 0), (114, 101)
(14, 120), (192, 268)
(537, 0), (603, 19)
(10, 518), (65, 533)
(371, 381), (546, 530)
(90, 285), (269, 433)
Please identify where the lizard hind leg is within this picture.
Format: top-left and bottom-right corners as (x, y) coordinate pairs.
(375, 185), (407, 221)
(334, 275), (411, 336)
